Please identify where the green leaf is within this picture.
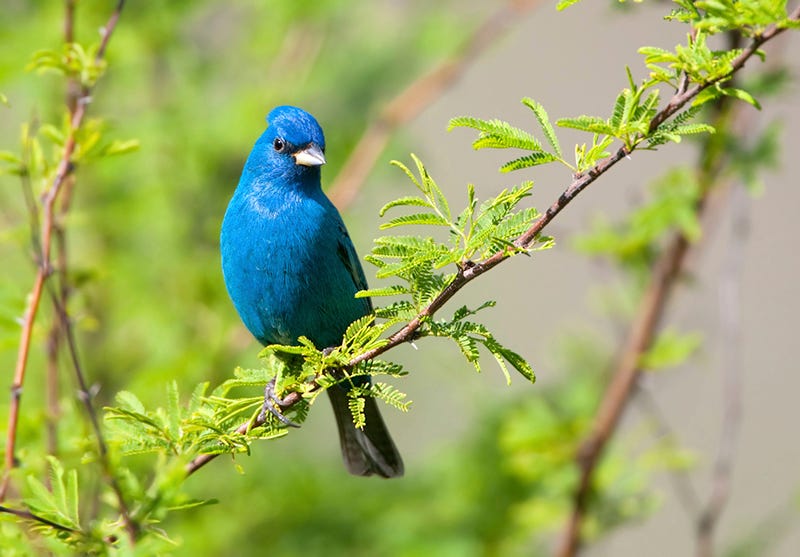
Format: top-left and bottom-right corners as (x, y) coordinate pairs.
(379, 196), (433, 216)
(100, 138), (141, 157)
(379, 212), (451, 229)
(639, 329), (703, 370)
(371, 382), (411, 412)
(722, 87), (762, 109)
(115, 390), (146, 414)
(557, 115), (616, 136)
(356, 285), (409, 298)
(556, 0), (583, 10)
(348, 394), (366, 429)
(500, 152), (560, 173)
(448, 116), (543, 152)
(523, 97), (561, 157)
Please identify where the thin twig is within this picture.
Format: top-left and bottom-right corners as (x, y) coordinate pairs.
(45, 0), (81, 479)
(47, 285), (138, 540)
(184, 9), (798, 477)
(327, 0), (545, 210)
(634, 384), (702, 518)
(0, 504), (79, 534)
(695, 183), (749, 557)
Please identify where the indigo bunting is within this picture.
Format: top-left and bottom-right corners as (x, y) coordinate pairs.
(220, 106), (403, 478)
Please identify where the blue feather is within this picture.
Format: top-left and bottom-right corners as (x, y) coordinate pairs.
(221, 106), (403, 477)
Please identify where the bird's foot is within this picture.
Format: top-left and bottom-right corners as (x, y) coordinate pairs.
(258, 378), (300, 428)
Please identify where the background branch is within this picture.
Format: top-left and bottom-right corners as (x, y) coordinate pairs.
(327, 0), (544, 210)
(0, 0), (134, 542)
(695, 178), (749, 557)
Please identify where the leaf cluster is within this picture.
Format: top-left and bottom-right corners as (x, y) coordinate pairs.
(428, 302), (535, 384)
(449, 97), (566, 172)
(27, 43), (107, 88)
(367, 154), (551, 305)
(105, 373), (292, 462)
(0, 116), (138, 183)
(669, 0), (800, 35)
(451, 2), (796, 180)
(361, 155), (548, 383)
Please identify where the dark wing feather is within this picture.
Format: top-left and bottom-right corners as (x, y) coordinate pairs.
(335, 223), (373, 314)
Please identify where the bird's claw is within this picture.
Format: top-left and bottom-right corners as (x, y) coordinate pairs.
(258, 378), (300, 428)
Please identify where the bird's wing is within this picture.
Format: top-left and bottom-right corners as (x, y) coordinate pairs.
(335, 222), (373, 313)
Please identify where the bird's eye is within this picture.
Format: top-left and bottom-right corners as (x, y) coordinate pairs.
(273, 138), (285, 152)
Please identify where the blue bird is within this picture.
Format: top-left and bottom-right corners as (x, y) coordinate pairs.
(221, 106), (403, 478)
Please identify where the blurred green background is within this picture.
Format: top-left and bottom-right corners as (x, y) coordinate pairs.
(2, 1), (799, 555)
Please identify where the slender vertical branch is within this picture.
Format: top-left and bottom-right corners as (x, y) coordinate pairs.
(635, 384), (702, 518)
(695, 183), (749, 557)
(46, 285), (138, 540)
(44, 0), (82, 474)
(1, 2), (129, 538)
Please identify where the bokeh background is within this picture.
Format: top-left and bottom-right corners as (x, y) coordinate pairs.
(1, 1), (798, 555)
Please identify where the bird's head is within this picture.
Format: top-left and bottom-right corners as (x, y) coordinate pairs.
(247, 106), (327, 189)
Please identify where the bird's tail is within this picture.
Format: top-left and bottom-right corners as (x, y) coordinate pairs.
(327, 385), (404, 478)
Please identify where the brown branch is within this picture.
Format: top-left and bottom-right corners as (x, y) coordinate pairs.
(47, 285), (138, 540)
(327, 0), (545, 211)
(45, 0), (81, 478)
(557, 229), (697, 557)
(1, 0), (131, 541)
(185, 392), (302, 476)
(185, 7), (798, 477)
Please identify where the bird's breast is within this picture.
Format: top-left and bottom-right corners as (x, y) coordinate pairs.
(221, 192), (368, 348)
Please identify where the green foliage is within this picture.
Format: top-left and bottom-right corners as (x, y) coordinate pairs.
(639, 328), (703, 370)
(364, 155), (546, 382)
(375, 155), (550, 274)
(647, 105), (715, 147)
(106, 374), (291, 460)
(449, 97), (565, 172)
(640, 32), (743, 87)
(428, 302), (535, 383)
(574, 167), (702, 273)
(25, 458), (81, 533)
(669, 0), (800, 35)
(28, 43), (107, 88)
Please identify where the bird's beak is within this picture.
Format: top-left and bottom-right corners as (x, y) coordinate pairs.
(293, 143), (326, 167)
